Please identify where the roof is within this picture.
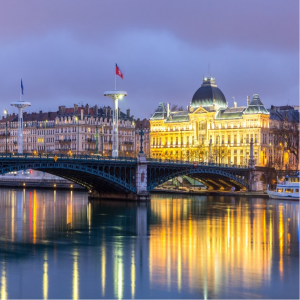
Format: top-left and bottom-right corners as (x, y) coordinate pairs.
(269, 106), (299, 123)
(244, 94), (269, 115)
(165, 111), (190, 123)
(191, 76), (227, 109)
(215, 107), (246, 120)
(150, 102), (167, 120)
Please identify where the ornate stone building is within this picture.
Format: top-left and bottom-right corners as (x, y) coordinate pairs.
(150, 76), (299, 168)
(0, 104), (137, 157)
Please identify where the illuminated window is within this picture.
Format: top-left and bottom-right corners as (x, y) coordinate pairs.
(277, 188), (283, 193)
(295, 189), (299, 193)
(285, 189), (293, 193)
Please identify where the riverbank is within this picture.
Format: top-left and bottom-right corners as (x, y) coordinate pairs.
(0, 176), (84, 190)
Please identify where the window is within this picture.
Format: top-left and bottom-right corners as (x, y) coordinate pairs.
(295, 189), (299, 193)
(285, 188), (293, 193)
(277, 188), (283, 193)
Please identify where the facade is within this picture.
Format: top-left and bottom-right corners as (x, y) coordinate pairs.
(150, 76), (299, 169)
(0, 104), (138, 157)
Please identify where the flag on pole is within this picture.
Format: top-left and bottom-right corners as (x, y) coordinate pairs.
(21, 79), (24, 95)
(115, 64), (123, 79)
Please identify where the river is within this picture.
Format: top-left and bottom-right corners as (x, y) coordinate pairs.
(0, 188), (298, 299)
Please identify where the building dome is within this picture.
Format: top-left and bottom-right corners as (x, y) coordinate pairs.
(191, 76), (227, 109)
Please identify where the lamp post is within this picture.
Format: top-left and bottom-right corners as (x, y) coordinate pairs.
(11, 101), (31, 154)
(4, 109), (8, 155)
(180, 129), (182, 161)
(101, 125), (104, 156)
(243, 137), (249, 166)
(217, 135), (220, 165)
(75, 116), (79, 155)
(44, 120), (48, 153)
(104, 90), (127, 157)
(94, 125), (99, 154)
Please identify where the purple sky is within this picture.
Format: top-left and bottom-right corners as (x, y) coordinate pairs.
(0, 0), (298, 119)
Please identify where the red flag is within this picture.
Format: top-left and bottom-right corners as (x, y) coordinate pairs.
(115, 64), (123, 79)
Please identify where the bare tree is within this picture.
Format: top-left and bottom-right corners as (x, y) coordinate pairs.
(272, 112), (299, 168)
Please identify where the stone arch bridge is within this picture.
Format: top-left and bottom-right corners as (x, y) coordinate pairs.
(0, 153), (263, 200)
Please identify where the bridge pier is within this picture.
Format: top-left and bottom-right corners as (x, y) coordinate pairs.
(248, 170), (264, 191)
(136, 152), (151, 201)
(248, 138), (263, 191)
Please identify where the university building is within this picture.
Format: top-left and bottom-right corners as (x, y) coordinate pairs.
(0, 104), (150, 157)
(150, 76), (299, 169)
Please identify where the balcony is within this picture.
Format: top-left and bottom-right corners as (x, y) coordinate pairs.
(0, 133), (10, 139)
(58, 139), (72, 143)
(86, 138), (96, 143)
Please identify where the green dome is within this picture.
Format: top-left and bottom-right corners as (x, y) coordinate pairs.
(191, 76), (227, 109)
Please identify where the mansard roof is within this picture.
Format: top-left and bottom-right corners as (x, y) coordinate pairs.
(150, 102), (168, 120)
(215, 106), (246, 120)
(244, 94), (269, 115)
(269, 106), (299, 122)
(165, 111), (190, 123)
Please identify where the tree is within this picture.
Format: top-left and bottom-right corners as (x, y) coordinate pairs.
(272, 112), (299, 169)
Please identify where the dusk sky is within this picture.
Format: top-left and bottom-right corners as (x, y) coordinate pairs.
(0, 0), (298, 119)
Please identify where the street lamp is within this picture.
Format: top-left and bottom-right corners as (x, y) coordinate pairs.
(3, 109), (8, 155)
(217, 135), (220, 165)
(44, 120), (48, 153)
(103, 90), (127, 157)
(75, 116), (79, 155)
(244, 137), (248, 166)
(101, 124), (104, 156)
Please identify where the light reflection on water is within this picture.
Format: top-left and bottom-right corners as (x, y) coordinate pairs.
(0, 189), (298, 299)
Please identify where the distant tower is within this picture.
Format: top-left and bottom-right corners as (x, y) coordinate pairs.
(11, 101), (31, 154)
(103, 91), (127, 157)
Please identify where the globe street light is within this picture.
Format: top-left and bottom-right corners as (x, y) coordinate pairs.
(11, 101), (31, 154)
(103, 91), (127, 158)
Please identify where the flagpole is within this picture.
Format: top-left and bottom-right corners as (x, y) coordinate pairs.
(115, 63), (117, 90)
(20, 78), (22, 101)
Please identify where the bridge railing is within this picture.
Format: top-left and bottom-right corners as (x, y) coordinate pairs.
(0, 153), (137, 162)
(146, 158), (248, 169)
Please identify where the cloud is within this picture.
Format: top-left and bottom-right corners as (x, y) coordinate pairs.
(0, 1), (298, 118)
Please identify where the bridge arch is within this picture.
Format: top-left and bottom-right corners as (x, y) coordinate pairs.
(147, 166), (249, 191)
(0, 162), (136, 194)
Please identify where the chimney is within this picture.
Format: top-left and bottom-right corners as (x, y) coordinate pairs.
(80, 108), (83, 120)
(107, 107), (111, 117)
(247, 95), (249, 106)
(167, 103), (170, 117)
(59, 106), (66, 114)
(234, 102), (237, 108)
(74, 104), (78, 114)
(93, 105), (98, 114)
(85, 104), (89, 114)
(126, 109), (130, 118)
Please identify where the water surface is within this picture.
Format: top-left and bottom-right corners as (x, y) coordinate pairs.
(0, 189), (298, 299)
